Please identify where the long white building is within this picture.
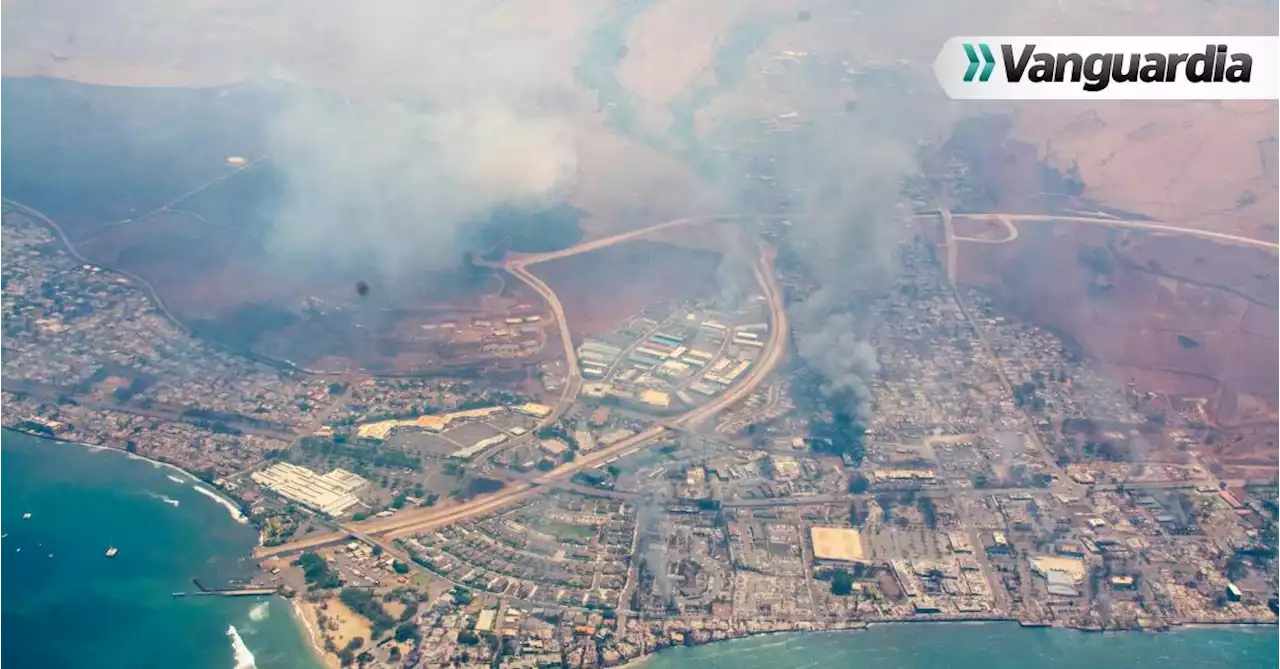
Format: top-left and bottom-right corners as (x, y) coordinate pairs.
(251, 463), (369, 517)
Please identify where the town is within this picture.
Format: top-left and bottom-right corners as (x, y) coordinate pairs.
(4, 189), (1276, 669)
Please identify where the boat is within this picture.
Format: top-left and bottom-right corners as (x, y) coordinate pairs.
(105, 547), (119, 558)
(22, 513), (32, 520)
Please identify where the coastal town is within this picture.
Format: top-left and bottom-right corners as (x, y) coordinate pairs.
(4, 192), (1277, 669)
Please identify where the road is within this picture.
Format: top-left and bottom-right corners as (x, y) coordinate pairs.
(953, 214), (1019, 244)
(930, 210), (1279, 252)
(374, 241), (789, 540)
(496, 214), (741, 429)
(259, 227), (789, 556)
(504, 215), (731, 268)
(505, 262), (582, 429)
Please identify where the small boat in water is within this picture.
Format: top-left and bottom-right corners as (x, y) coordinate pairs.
(105, 547), (119, 558)
(22, 513), (32, 520)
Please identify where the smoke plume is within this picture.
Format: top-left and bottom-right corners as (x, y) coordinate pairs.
(263, 94), (578, 279)
(249, 1), (584, 283)
(774, 83), (956, 422)
(636, 489), (674, 606)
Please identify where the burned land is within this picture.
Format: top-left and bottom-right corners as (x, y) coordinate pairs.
(1, 77), (585, 372)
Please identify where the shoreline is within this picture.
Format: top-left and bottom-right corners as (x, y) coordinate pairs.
(6, 427), (1274, 667)
(619, 616), (1280, 665)
(3, 427), (327, 668)
(291, 598), (340, 669)
(626, 618), (1280, 665)
(4, 426), (250, 523)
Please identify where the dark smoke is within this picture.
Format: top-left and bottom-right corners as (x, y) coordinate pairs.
(773, 85), (955, 422)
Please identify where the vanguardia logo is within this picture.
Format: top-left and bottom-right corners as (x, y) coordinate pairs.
(935, 36), (1278, 100)
(997, 43), (1252, 92)
(962, 43), (996, 82)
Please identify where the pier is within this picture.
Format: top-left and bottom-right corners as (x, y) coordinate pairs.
(172, 579), (279, 598)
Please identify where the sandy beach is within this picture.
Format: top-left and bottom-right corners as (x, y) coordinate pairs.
(293, 599), (340, 669)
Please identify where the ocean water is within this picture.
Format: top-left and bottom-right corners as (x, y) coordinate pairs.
(645, 621), (1279, 668)
(1, 430), (319, 669)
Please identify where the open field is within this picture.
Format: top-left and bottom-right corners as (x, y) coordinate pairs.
(955, 220), (1278, 439)
(535, 240), (723, 336)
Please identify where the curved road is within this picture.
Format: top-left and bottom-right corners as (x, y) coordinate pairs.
(497, 213), (756, 429)
(258, 222), (789, 555)
(953, 211), (1279, 252)
(952, 214), (1019, 244)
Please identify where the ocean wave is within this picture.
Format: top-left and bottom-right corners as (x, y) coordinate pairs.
(227, 625), (257, 669)
(192, 486), (248, 524)
(167, 475), (186, 484)
(147, 493), (181, 508)
(249, 601), (270, 622)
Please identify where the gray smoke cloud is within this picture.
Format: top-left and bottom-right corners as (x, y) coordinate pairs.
(636, 489), (674, 606)
(254, 2), (583, 282)
(773, 83), (956, 422)
(263, 95), (578, 278)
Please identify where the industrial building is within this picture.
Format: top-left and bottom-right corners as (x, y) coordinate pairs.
(769, 454), (801, 480)
(356, 406), (504, 440)
(540, 439), (569, 456)
(452, 434), (509, 460)
(1031, 555), (1086, 597)
(251, 463), (369, 517)
(578, 340), (624, 366)
(515, 403), (552, 419)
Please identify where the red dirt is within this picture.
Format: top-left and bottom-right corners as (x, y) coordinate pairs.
(533, 240), (723, 339)
(952, 217), (1013, 241)
(956, 221), (1278, 435)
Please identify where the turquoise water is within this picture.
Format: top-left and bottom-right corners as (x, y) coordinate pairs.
(1, 430), (319, 669)
(645, 622), (1278, 668)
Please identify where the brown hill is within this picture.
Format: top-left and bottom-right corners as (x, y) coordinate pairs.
(955, 219), (1278, 437)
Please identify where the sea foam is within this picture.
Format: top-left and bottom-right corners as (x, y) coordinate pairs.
(147, 492), (181, 508)
(227, 625), (257, 669)
(249, 601), (270, 622)
(193, 486), (247, 524)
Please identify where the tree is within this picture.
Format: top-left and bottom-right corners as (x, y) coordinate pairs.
(876, 493), (896, 522)
(830, 570), (855, 596)
(917, 497), (938, 529)
(372, 545), (383, 557)
(395, 622), (418, 643)
(292, 552), (341, 589)
(457, 630), (480, 646)
(848, 474), (870, 494)
(340, 588), (395, 636)
(392, 560), (410, 575)
(849, 502), (866, 527)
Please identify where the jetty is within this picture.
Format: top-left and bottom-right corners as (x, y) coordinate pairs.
(172, 578), (278, 598)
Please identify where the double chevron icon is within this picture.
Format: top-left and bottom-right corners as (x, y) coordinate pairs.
(962, 43), (997, 82)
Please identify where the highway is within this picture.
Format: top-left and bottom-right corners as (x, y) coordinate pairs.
(373, 239), (788, 540)
(259, 222), (789, 556)
(498, 213), (741, 429)
(505, 262), (582, 429)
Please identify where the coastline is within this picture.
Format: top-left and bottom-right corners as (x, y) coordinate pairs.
(7, 427), (1274, 668)
(629, 617), (1280, 666)
(2, 428), (321, 669)
(291, 598), (340, 669)
(5, 426), (249, 523)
